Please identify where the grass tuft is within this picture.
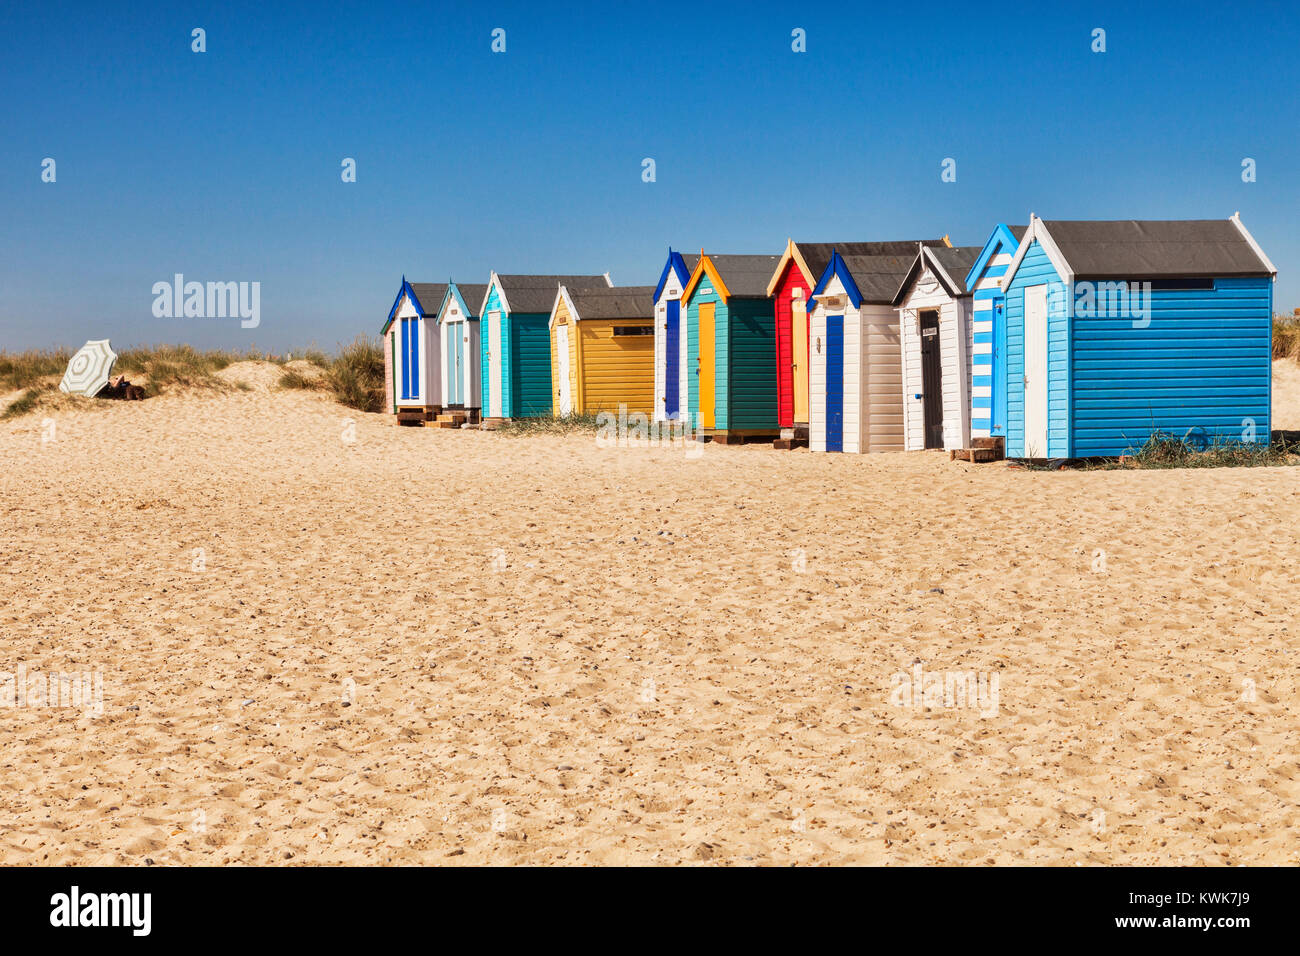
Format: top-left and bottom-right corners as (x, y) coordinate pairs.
(494, 412), (607, 437)
(1090, 429), (1299, 469)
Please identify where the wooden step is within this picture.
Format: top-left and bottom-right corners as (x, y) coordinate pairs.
(972, 436), (1005, 450)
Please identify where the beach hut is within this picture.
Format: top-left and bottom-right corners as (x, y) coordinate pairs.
(382, 278), (447, 423)
(680, 254), (782, 442)
(767, 238), (949, 446)
(805, 252), (919, 453)
(962, 224), (1027, 444)
(892, 244), (984, 452)
(434, 281), (488, 426)
(998, 214), (1276, 458)
(479, 272), (612, 422)
(652, 248), (699, 423)
(549, 285), (657, 416)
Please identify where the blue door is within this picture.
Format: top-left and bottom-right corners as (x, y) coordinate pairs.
(665, 299), (680, 419)
(399, 318), (413, 400)
(826, 314), (844, 452)
(991, 296), (1006, 436)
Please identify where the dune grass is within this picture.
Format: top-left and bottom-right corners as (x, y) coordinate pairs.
(1274, 314), (1300, 360)
(276, 336), (386, 413)
(493, 411), (607, 436)
(0, 349), (72, 392)
(1087, 430), (1299, 470)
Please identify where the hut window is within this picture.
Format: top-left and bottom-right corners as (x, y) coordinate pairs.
(1147, 278), (1215, 291)
(792, 287), (804, 300)
(613, 326), (654, 336)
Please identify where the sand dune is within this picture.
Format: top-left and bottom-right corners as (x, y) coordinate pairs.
(0, 365), (1297, 865)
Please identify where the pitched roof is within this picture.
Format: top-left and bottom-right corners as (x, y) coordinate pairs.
(566, 285), (657, 320)
(706, 254), (782, 297)
(408, 282), (448, 317)
(794, 239), (948, 285)
(654, 250), (700, 304)
(448, 283), (487, 318)
(495, 274), (611, 313)
(1040, 218), (1274, 278)
(893, 246), (984, 303)
(834, 254), (919, 303)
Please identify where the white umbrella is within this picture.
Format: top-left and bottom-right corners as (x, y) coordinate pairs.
(59, 339), (118, 396)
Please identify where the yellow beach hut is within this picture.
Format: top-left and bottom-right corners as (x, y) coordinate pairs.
(549, 284), (657, 416)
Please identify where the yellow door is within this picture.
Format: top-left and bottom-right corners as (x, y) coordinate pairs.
(699, 302), (715, 429)
(792, 298), (809, 424)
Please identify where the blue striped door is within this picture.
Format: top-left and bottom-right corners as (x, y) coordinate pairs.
(991, 296), (1006, 436)
(826, 314), (844, 451)
(665, 299), (680, 418)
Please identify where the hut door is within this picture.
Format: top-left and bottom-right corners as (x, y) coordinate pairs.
(1023, 285), (1049, 457)
(793, 296), (809, 424)
(446, 322), (459, 406)
(826, 314), (844, 451)
(991, 296), (1006, 436)
(556, 323), (572, 416)
(665, 300), (680, 419)
(488, 312), (502, 417)
(920, 310), (943, 449)
(699, 303), (716, 429)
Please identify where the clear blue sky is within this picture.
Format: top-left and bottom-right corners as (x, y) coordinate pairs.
(2, 0), (1297, 352)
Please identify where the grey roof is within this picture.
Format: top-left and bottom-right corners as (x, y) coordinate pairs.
(495, 274), (610, 313)
(449, 283), (487, 317)
(1008, 225), (1028, 242)
(1042, 219), (1273, 278)
(408, 282), (448, 317)
(930, 247), (984, 294)
(891, 246), (985, 303)
(835, 255), (920, 303)
(705, 254), (782, 297)
(678, 253), (701, 279)
(566, 285), (657, 321)
(795, 239), (948, 284)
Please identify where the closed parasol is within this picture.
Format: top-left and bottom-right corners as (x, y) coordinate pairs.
(59, 339), (118, 396)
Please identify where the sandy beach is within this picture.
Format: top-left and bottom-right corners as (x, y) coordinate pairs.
(0, 361), (1297, 866)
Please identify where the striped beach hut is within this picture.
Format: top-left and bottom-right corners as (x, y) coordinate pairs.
(652, 248), (699, 423)
(550, 285), (657, 416)
(479, 272), (611, 422)
(382, 278), (447, 423)
(893, 244), (983, 452)
(998, 214), (1276, 458)
(805, 252), (918, 453)
(963, 224), (1027, 443)
(681, 253), (782, 442)
(434, 281), (488, 426)
(767, 238), (948, 446)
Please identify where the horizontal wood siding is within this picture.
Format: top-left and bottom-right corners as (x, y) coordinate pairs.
(1070, 276), (1273, 455)
(579, 320), (655, 415)
(862, 303), (904, 452)
(511, 313), (553, 417)
(724, 297), (778, 431)
(684, 283), (724, 429)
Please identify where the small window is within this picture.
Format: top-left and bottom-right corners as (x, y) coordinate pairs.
(792, 287), (804, 299)
(613, 326), (654, 336)
(1147, 278), (1215, 291)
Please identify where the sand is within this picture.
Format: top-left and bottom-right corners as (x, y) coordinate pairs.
(0, 361), (1297, 865)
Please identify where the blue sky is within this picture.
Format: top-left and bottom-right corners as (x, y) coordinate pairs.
(2, 0), (1297, 352)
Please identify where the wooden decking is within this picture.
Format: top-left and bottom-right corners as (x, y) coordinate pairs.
(949, 436), (1005, 463)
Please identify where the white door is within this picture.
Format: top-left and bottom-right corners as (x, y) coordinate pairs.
(1023, 285), (1048, 457)
(556, 323), (572, 416)
(488, 311), (502, 417)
